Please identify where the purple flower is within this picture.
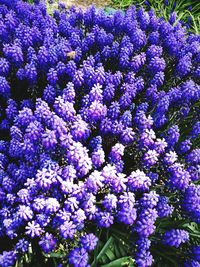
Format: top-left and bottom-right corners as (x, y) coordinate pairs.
(179, 140), (192, 154)
(187, 149), (200, 164)
(176, 53), (192, 77)
(128, 170), (151, 192)
(25, 62), (37, 84)
(192, 246), (200, 261)
(140, 191), (159, 208)
(69, 248), (88, 267)
(17, 205), (33, 221)
(182, 185), (200, 223)
(89, 83), (103, 102)
(35, 167), (58, 189)
(16, 107), (34, 128)
(73, 208), (86, 225)
(102, 194), (118, 211)
(80, 233), (98, 251)
(162, 229), (189, 248)
(109, 143), (125, 163)
(85, 171), (104, 193)
(43, 85), (56, 105)
(131, 28), (147, 49)
(39, 233), (57, 254)
(64, 197), (79, 212)
(168, 163), (191, 190)
(25, 221), (43, 238)
(165, 125), (180, 148)
(54, 96), (76, 122)
(164, 151), (178, 165)
(118, 192), (135, 209)
(184, 260), (200, 267)
(88, 101), (107, 123)
(136, 208), (158, 237)
(91, 148), (105, 168)
(140, 129), (156, 148)
(0, 58), (10, 76)
(33, 197), (46, 212)
(144, 149), (159, 167)
(120, 128), (135, 144)
(45, 198), (60, 213)
(148, 57), (166, 74)
(63, 82), (76, 102)
(0, 76), (10, 98)
(191, 121), (200, 138)
(97, 212), (114, 228)
(71, 116), (90, 141)
(135, 249), (153, 267)
(157, 196), (174, 218)
(16, 239), (29, 253)
(118, 206), (137, 225)
(60, 220), (77, 239)
(0, 251), (17, 267)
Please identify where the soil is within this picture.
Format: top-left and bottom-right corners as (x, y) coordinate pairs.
(59, 0), (110, 10)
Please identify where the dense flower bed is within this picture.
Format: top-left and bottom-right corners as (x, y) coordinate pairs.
(0, 0), (199, 266)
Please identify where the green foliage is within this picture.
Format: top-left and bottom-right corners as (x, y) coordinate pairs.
(110, 0), (200, 34)
(15, 228), (134, 267)
(91, 230), (135, 267)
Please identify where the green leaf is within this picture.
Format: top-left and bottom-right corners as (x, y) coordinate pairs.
(182, 222), (200, 234)
(101, 256), (134, 267)
(105, 249), (116, 261)
(91, 237), (114, 267)
(43, 252), (65, 258)
(114, 244), (123, 258)
(118, 243), (127, 256)
(97, 237), (114, 261)
(101, 255), (110, 264)
(189, 233), (200, 238)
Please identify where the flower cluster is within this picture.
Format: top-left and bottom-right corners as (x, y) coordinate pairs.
(0, 1), (199, 267)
